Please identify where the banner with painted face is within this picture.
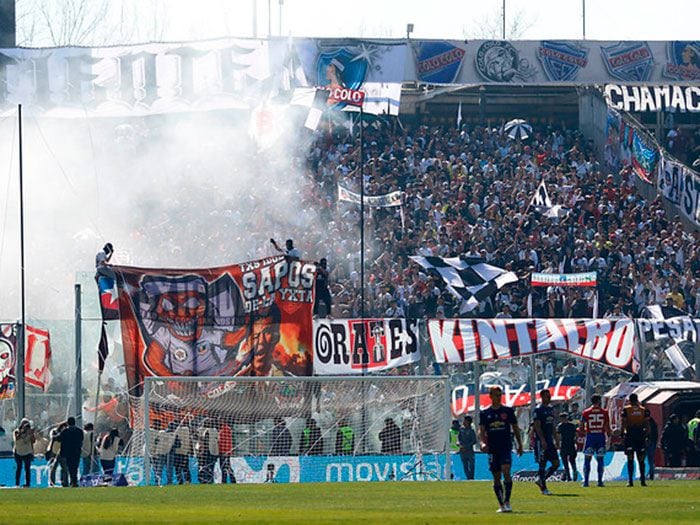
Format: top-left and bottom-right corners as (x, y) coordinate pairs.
(295, 39), (406, 115)
(428, 318), (637, 373)
(313, 319), (420, 375)
(0, 324), (16, 400)
(658, 155), (700, 227)
(111, 256), (317, 395)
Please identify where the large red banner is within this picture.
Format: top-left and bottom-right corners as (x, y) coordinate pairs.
(112, 256), (317, 395)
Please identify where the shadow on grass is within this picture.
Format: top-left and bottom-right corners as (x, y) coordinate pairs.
(547, 493), (580, 498)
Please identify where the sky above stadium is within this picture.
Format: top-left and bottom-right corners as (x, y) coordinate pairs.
(157, 0), (698, 42)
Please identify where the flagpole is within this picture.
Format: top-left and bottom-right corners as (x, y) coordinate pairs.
(360, 105), (368, 454)
(359, 105), (365, 323)
(74, 284), (82, 422)
(17, 104), (25, 421)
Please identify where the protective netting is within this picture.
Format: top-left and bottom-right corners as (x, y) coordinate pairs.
(128, 376), (449, 485)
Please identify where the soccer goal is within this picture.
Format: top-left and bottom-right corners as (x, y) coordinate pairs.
(133, 375), (451, 485)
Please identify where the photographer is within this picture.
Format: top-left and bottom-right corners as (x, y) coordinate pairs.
(13, 418), (35, 487)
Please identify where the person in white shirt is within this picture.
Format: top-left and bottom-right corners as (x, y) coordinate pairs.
(271, 238), (301, 260)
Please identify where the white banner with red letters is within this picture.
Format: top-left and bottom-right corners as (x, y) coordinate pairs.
(428, 318), (637, 373)
(313, 318), (420, 375)
(25, 325), (52, 391)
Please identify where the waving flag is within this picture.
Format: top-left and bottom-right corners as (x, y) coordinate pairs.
(410, 255), (518, 313)
(97, 273), (120, 321)
(25, 325), (52, 391)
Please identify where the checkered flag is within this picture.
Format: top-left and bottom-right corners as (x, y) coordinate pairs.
(409, 255), (518, 313)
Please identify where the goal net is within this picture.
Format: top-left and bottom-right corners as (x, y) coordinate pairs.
(129, 376), (450, 485)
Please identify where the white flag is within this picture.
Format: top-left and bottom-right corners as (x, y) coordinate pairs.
(456, 101), (462, 129)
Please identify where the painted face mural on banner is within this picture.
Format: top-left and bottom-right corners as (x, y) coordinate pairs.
(316, 48), (368, 91)
(475, 41), (536, 83)
(0, 325), (16, 400)
(663, 41), (700, 81)
(114, 257), (316, 395)
(137, 274), (248, 377)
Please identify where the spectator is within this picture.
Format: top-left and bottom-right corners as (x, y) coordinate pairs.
(661, 414), (687, 467)
(13, 418), (35, 488)
(458, 415), (477, 480)
(218, 418), (236, 483)
(270, 417), (292, 456)
(378, 418), (402, 454)
(301, 418), (324, 456)
(56, 417), (85, 487)
(81, 422), (98, 478)
(335, 419), (355, 455)
(98, 428), (121, 477)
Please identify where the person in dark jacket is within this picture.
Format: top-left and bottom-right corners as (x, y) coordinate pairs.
(458, 416), (477, 480)
(378, 418), (402, 454)
(301, 418), (324, 455)
(646, 416), (659, 480)
(270, 417), (292, 456)
(661, 414), (687, 467)
(56, 417), (85, 487)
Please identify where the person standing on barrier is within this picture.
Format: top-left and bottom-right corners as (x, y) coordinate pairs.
(533, 388), (560, 495)
(621, 393), (650, 486)
(479, 386), (523, 514)
(13, 418), (35, 488)
(458, 416), (477, 480)
(580, 395), (610, 487)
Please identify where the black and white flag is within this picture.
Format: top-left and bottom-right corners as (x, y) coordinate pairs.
(531, 180), (567, 218)
(291, 88), (330, 131)
(639, 304), (695, 379)
(410, 256), (518, 314)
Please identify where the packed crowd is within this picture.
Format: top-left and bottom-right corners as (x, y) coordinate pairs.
(302, 120), (700, 323)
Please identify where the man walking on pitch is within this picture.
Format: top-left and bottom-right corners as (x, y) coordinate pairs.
(580, 394), (610, 487)
(533, 389), (560, 495)
(479, 386), (523, 513)
(621, 393), (650, 486)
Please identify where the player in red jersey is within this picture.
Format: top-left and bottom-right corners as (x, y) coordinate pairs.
(579, 394), (611, 487)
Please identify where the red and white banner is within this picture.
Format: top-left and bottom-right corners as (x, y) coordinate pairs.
(428, 318), (637, 373)
(451, 374), (584, 416)
(530, 272), (597, 287)
(313, 318), (420, 375)
(327, 86), (366, 107)
(25, 325), (53, 391)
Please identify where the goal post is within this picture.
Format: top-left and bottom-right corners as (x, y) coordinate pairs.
(137, 375), (451, 485)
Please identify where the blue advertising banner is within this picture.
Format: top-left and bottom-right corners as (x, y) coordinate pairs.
(0, 452), (635, 487)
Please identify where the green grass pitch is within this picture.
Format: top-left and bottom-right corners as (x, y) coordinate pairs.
(2, 481), (698, 524)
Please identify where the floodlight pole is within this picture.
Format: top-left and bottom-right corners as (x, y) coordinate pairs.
(502, 0), (506, 40)
(17, 104), (26, 421)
